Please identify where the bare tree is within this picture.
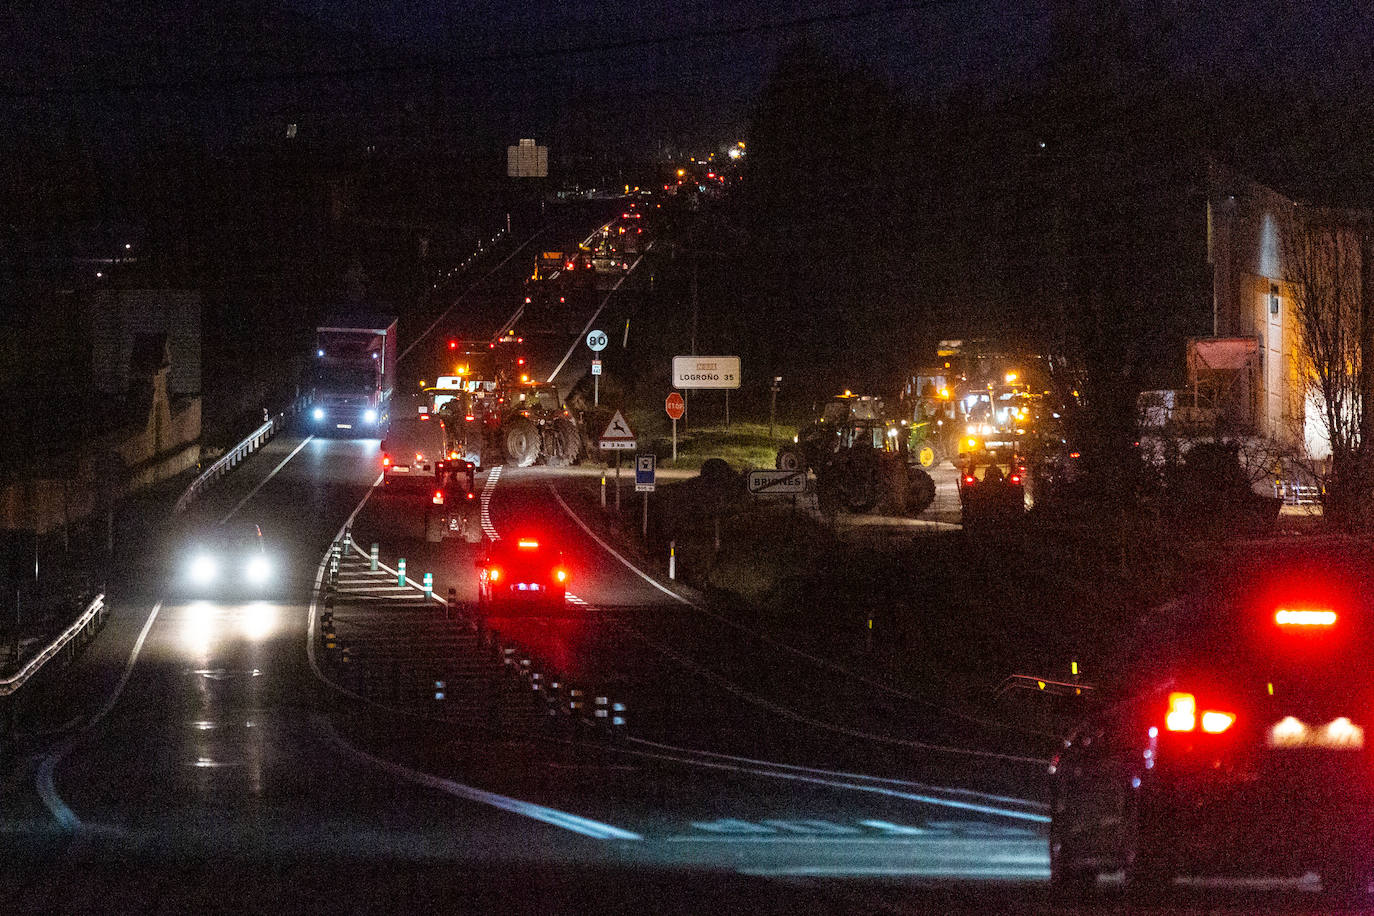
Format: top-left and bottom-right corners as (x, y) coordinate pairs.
(1284, 206), (1368, 527)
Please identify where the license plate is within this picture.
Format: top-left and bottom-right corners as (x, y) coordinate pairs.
(516, 583), (542, 591)
(336, 423), (353, 429)
(391, 466), (409, 472)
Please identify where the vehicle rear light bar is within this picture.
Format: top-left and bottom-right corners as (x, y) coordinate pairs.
(1275, 608), (1337, 626)
(1165, 692), (1235, 734)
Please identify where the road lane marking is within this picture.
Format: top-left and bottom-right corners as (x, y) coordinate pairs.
(315, 715), (641, 841)
(547, 252), (645, 384)
(548, 483), (1054, 742)
(399, 229), (546, 363)
(37, 599), (164, 832)
(219, 435), (314, 524)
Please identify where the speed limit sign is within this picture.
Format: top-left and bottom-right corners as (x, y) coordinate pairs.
(586, 329), (608, 352)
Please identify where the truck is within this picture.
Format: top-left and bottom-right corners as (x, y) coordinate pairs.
(307, 312), (397, 434)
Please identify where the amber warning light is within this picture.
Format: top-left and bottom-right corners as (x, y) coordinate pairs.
(1275, 608), (1337, 627)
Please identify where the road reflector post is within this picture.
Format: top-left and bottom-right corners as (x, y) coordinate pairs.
(423, 572), (433, 599)
(435, 679), (446, 701)
(531, 671), (542, 692)
(594, 696), (609, 719)
(370, 543), (379, 571)
(601, 474), (606, 508)
(397, 558), (406, 587)
(612, 701), (627, 730)
(669, 539), (675, 580)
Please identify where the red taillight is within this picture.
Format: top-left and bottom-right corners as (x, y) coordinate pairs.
(466, 492), (475, 500)
(449, 340), (457, 350)
(487, 567), (501, 582)
(1009, 474), (1021, 485)
(518, 539), (539, 549)
(432, 490), (444, 505)
(963, 475), (975, 486)
(1165, 692), (1235, 734)
(554, 568), (568, 584)
(464, 414), (475, 422)
(1201, 711), (1236, 734)
(382, 455), (391, 468)
(517, 357), (526, 366)
(1276, 608), (1337, 626)
(1165, 692), (1196, 732)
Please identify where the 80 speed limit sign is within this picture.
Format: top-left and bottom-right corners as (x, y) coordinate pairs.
(586, 330), (608, 352)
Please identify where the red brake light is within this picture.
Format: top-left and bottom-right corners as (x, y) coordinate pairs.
(1009, 474), (1021, 485)
(517, 539), (539, 549)
(464, 415), (475, 422)
(487, 567), (501, 582)
(449, 340), (457, 350)
(1201, 711), (1236, 734)
(963, 475), (975, 486)
(1276, 608), (1337, 626)
(554, 568), (568, 584)
(1165, 692), (1196, 732)
(466, 492), (475, 500)
(432, 491), (444, 505)
(517, 358), (525, 366)
(382, 455), (391, 467)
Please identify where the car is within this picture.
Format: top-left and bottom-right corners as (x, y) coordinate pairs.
(180, 522), (274, 594)
(381, 405), (447, 487)
(475, 536), (569, 615)
(1048, 541), (1374, 898)
(958, 463), (1025, 526)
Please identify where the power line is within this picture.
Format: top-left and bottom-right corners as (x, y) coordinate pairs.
(0, 0), (965, 100)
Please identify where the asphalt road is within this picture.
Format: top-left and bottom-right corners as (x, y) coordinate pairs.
(0, 207), (1350, 913)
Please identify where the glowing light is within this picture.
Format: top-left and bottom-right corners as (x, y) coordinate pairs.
(554, 568), (568, 583)
(517, 539), (539, 549)
(1272, 716), (1306, 742)
(240, 602), (276, 642)
(1165, 692), (1196, 732)
(312, 407), (325, 421)
(1005, 371), (1018, 383)
(1200, 711), (1235, 734)
(363, 408), (378, 424)
(1275, 608), (1337, 626)
(190, 555), (218, 584)
(1327, 717), (1364, 746)
(245, 555), (270, 583)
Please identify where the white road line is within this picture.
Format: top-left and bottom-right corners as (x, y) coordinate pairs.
(479, 467), (502, 540)
(37, 600), (164, 832)
(548, 483), (1051, 740)
(315, 715), (641, 840)
(399, 230), (545, 363)
(547, 252), (645, 384)
(219, 435), (314, 524)
(306, 477), (640, 842)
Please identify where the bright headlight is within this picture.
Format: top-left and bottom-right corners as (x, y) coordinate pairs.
(313, 407), (325, 421)
(245, 555), (270, 583)
(363, 408), (378, 424)
(190, 554), (219, 584)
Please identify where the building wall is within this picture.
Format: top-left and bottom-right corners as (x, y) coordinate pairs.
(1208, 162), (1307, 451)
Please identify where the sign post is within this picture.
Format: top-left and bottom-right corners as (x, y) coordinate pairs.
(664, 392), (685, 463)
(672, 355), (740, 428)
(598, 410), (637, 512)
(636, 454), (656, 539)
(586, 329), (608, 405)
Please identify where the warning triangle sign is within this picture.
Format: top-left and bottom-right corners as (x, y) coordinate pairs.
(599, 410), (636, 442)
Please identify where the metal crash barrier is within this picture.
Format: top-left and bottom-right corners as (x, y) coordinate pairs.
(174, 411), (287, 515)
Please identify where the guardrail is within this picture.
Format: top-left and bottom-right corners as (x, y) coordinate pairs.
(0, 593), (106, 698)
(1273, 482), (1322, 506)
(174, 412), (285, 515)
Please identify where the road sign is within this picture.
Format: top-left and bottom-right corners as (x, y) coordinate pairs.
(592, 359), (602, 376)
(598, 410), (637, 450)
(665, 392), (685, 420)
(636, 454), (656, 492)
(586, 329), (608, 352)
(672, 355), (740, 389)
(747, 469), (806, 496)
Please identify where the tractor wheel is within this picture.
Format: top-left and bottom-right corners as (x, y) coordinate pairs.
(836, 456), (881, 513)
(504, 418), (540, 468)
(550, 418), (580, 467)
(776, 448), (804, 471)
(906, 467), (937, 515)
